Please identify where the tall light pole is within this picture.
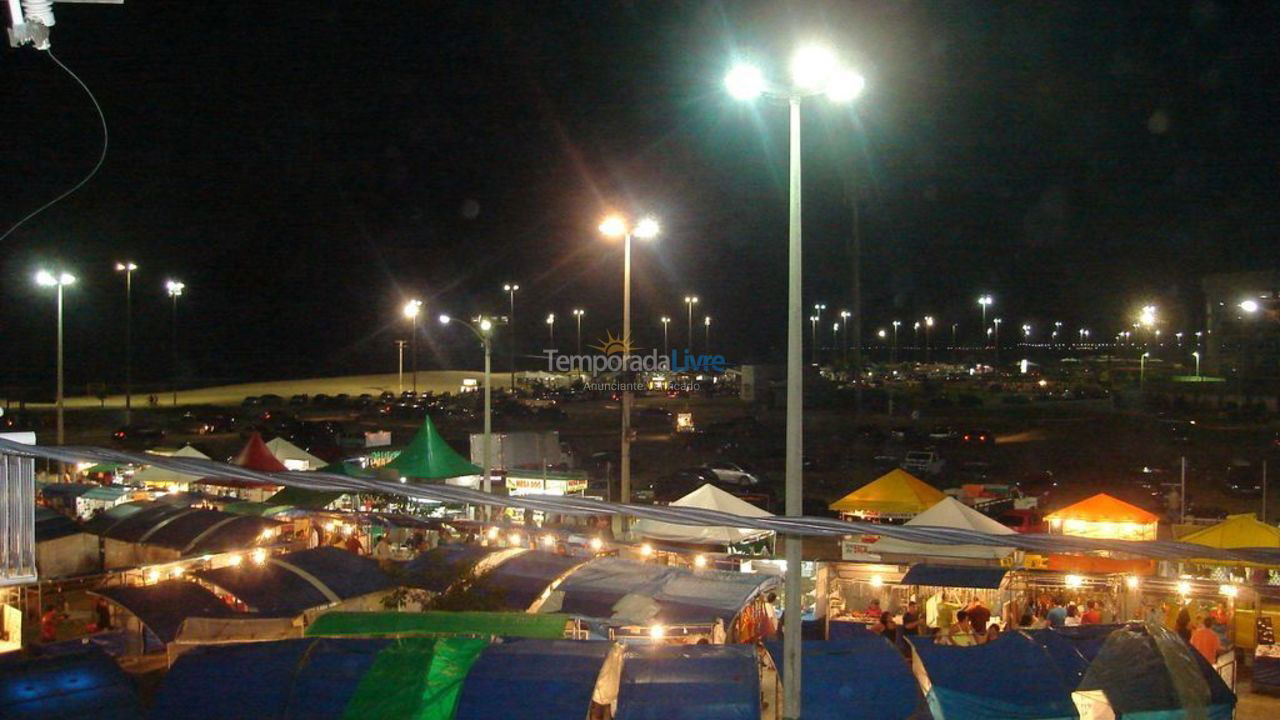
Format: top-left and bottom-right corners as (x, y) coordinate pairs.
(1140, 351), (1150, 390)
(545, 313), (555, 347)
(115, 262), (137, 422)
(891, 320), (900, 363)
(924, 316), (934, 363)
(727, 46), (866, 717)
(812, 303), (826, 363)
(660, 316), (671, 357)
(993, 318), (1002, 363)
(1192, 350), (1200, 379)
(1022, 323), (1032, 347)
(951, 323), (958, 355)
(1054, 321), (1063, 348)
(683, 296), (699, 351)
(439, 315), (495, 498)
(600, 214), (660, 510)
(166, 280), (185, 406)
(840, 310), (851, 364)
(912, 321), (920, 360)
(403, 299), (422, 394)
(705, 316), (713, 353)
(503, 283), (519, 390)
(1079, 328), (1089, 346)
(572, 308), (585, 355)
(395, 340), (408, 393)
(809, 315), (820, 363)
(977, 295), (993, 346)
(36, 270), (75, 445)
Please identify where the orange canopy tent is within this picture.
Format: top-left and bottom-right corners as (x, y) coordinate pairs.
(829, 469), (945, 520)
(1044, 493), (1159, 541)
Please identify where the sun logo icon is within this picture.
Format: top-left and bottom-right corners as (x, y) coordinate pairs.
(590, 330), (639, 355)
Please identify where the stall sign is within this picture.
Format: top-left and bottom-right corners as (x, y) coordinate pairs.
(840, 534), (883, 562)
(364, 430), (391, 448)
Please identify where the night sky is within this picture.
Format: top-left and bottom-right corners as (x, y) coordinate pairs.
(4, 1), (1279, 397)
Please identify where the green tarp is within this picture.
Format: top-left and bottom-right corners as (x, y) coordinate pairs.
(222, 501), (293, 517)
(266, 485), (343, 509)
(342, 637), (488, 720)
(306, 611), (571, 640)
(385, 416), (482, 480)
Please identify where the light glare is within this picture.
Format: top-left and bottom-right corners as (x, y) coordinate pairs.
(633, 216), (660, 239)
(725, 63), (765, 100)
(791, 46), (837, 90)
(1240, 299), (1259, 313)
(826, 69), (865, 102)
(599, 215), (627, 238)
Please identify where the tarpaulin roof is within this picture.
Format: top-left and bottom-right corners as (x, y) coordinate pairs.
(1029, 624), (1124, 665)
(481, 550), (587, 610)
(829, 469), (946, 515)
(1076, 624), (1235, 718)
(454, 639), (611, 720)
(264, 436), (325, 469)
(634, 484), (774, 546)
(900, 563), (1009, 589)
(910, 630), (1078, 720)
(1044, 493), (1159, 524)
(1181, 513), (1280, 550)
(38, 483), (98, 500)
(265, 485), (343, 509)
(544, 557), (778, 625)
(156, 636), (490, 720)
(92, 580), (233, 643)
(195, 547), (393, 616)
(863, 496), (1017, 560)
(234, 432), (289, 473)
(404, 545), (502, 591)
(221, 501), (294, 517)
(616, 644), (759, 720)
(92, 506), (280, 555)
(0, 646), (142, 720)
(384, 416), (482, 480)
(35, 508), (82, 543)
(81, 486), (130, 502)
(130, 445), (209, 486)
(764, 636), (923, 720)
(306, 611), (571, 639)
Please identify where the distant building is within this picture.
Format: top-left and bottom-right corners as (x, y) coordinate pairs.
(1202, 270), (1280, 381)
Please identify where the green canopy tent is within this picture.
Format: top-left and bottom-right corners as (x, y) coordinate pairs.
(265, 460), (371, 509)
(222, 501), (296, 517)
(384, 416), (482, 481)
(305, 611), (572, 640)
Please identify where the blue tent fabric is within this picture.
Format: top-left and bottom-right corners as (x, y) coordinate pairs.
(1076, 625), (1236, 719)
(764, 637), (921, 720)
(194, 547), (392, 616)
(454, 639), (610, 720)
(35, 510), (82, 543)
(93, 581), (233, 643)
(404, 545), (500, 591)
(149, 638), (390, 719)
(483, 551), (588, 610)
(910, 630), (1078, 720)
(0, 646), (142, 720)
(1022, 629), (1091, 689)
(1043, 623), (1127, 662)
(900, 564), (1008, 589)
(88, 504), (279, 554)
(616, 644), (760, 720)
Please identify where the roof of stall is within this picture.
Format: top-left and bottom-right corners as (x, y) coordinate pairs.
(403, 544), (504, 591)
(1044, 493), (1159, 524)
(35, 507), (83, 542)
(384, 415), (482, 480)
(616, 644), (760, 720)
(0, 646), (142, 720)
(1076, 624), (1235, 716)
(89, 504), (280, 554)
(130, 445), (210, 486)
(264, 436), (325, 468)
(764, 636), (923, 720)
(92, 581), (234, 643)
(829, 469), (946, 515)
(454, 639), (611, 720)
(305, 611), (571, 639)
(633, 484), (773, 545)
(480, 550), (588, 610)
(194, 547), (393, 616)
(1181, 513), (1280, 550)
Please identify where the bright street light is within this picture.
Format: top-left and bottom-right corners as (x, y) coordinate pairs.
(1138, 304), (1157, 328)
(439, 314), (497, 504)
(1240, 299), (1259, 313)
(684, 296), (699, 351)
(791, 45), (838, 91)
(403, 299), (423, 393)
(572, 308), (585, 355)
(402, 299), (422, 319)
(825, 68), (866, 102)
(35, 269), (75, 444)
(166, 280), (186, 405)
(725, 63), (765, 100)
(660, 316), (671, 356)
(116, 262), (138, 422)
(503, 283), (519, 389)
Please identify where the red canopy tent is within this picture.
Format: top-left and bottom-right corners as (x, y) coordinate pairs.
(197, 432), (287, 492)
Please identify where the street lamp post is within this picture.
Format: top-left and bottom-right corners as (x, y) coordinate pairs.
(924, 316), (934, 363)
(977, 295), (992, 347)
(809, 315), (820, 363)
(1192, 351), (1200, 379)
(706, 316), (713, 353)
(951, 323), (958, 357)
(684, 296), (699, 351)
(812, 303), (827, 363)
(727, 46), (866, 717)
(572, 308), (585, 355)
(600, 214), (660, 511)
(912, 321), (920, 361)
(840, 310), (851, 364)
(504, 283), (519, 390)
(36, 270), (75, 445)
(439, 315), (495, 499)
(115, 262), (137, 422)
(891, 320), (900, 363)
(545, 313), (555, 347)
(395, 340), (408, 393)
(660, 316), (671, 357)
(993, 318), (1002, 363)
(403, 299), (423, 394)
(1140, 351), (1150, 390)
(166, 280), (185, 406)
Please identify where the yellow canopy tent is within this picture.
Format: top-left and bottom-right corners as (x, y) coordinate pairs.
(1181, 513), (1280, 566)
(829, 469), (945, 519)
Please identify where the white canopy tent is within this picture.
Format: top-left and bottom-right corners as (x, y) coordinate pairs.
(131, 445), (210, 489)
(843, 496), (1016, 561)
(632, 484), (773, 546)
(264, 437), (326, 471)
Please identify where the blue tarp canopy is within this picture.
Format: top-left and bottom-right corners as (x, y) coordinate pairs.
(92, 581), (233, 643)
(149, 638), (390, 719)
(900, 564), (1008, 589)
(910, 630), (1078, 719)
(1022, 627), (1097, 688)
(1038, 623), (1126, 663)
(88, 504), (279, 554)
(453, 639), (610, 720)
(1076, 625), (1235, 719)
(194, 547), (393, 616)
(764, 637), (922, 720)
(0, 646), (142, 720)
(549, 557), (778, 625)
(482, 551), (586, 610)
(617, 644), (760, 720)
(35, 507), (82, 543)
(404, 545), (500, 591)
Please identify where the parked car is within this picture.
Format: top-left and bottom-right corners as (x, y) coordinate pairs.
(259, 394), (285, 407)
(289, 394), (309, 406)
(1223, 460), (1262, 496)
(928, 426), (957, 441)
(112, 425), (165, 447)
(960, 429), (995, 446)
(901, 450), (944, 476)
(997, 509), (1048, 534)
(241, 396), (261, 407)
(702, 461), (764, 487)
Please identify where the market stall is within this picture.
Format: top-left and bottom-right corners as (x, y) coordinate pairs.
(384, 416), (483, 484)
(90, 580), (233, 655)
(194, 433), (287, 502)
(264, 436), (326, 471)
(632, 483), (774, 552)
(92, 502), (282, 570)
(453, 639), (615, 720)
(615, 643), (763, 720)
(1041, 493), (1160, 575)
(764, 635), (924, 720)
(34, 506), (99, 579)
(304, 611), (578, 640)
(829, 469), (945, 523)
(130, 444), (211, 492)
(839, 496), (1017, 564)
(0, 646), (142, 719)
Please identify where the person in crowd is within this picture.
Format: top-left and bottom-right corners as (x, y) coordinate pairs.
(94, 597), (112, 631)
(307, 524), (322, 549)
(1019, 613), (1034, 629)
(866, 598), (882, 617)
(985, 623), (1001, 644)
(345, 532), (365, 556)
(711, 617), (727, 644)
(967, 597), (991, 631)
(1190, 616), (1221, 663)
(938, 609), (977, 646)
(873, 611), (898, 643)
(901, 600), (921, 636)
(1210, 602), (1232, 628)
(40, 605), (66, 643)
(1081, 599), (1103, 624)
(1046, 597), (1068, 628)
(1064, 604), (1082, 627)
(936, 593), (960, 630)
(1175, 607), (1193, 643)
(372, 534), (394, 561)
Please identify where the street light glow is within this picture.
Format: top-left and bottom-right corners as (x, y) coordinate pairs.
(685, 296), (698, 305)
(166, 280), (185, 297)
(598, 215), (627, 238)
(115, 261), (137, 272)
(925, 316), (934, 327)
(503, 283), (519, 292)
(826, 68), (865, 102)
(791, 45), (837, 91)
(633, 216), (660, 239)
(706, 316), (712, 326)
(978, 295), (993, 306)
(1240, 299), (1259, 313)
(1138, 304), (1157, 327)
(479, 318), (493, 332)
(438, 314), (451, 325)
(402, 298), (422, 319)
(725, 63), (765, 100)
